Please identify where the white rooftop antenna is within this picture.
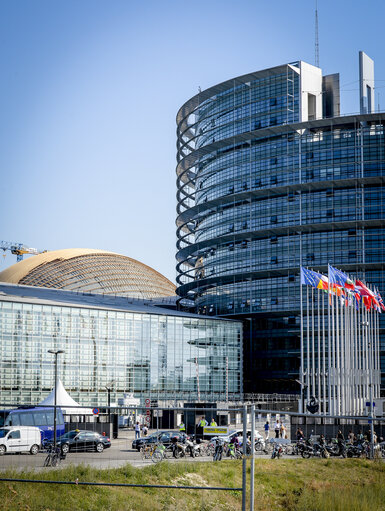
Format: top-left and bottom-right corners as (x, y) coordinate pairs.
(315, 0), (319, 67)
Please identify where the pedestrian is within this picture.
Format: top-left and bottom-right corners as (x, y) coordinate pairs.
(134, 421), (141, 439)
(337, 430), (344, 441)
(142, 424), (148, 437)
(274, 419), (280, 438)
(210, 418), (217, 426)
(280, 421), (286, 439)
(296, 427), (304, 441)
(179, 420), (186, 433)
(264, 420), (270, 440)
(347, 430), (355, 444)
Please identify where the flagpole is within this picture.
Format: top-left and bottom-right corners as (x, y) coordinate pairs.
(336, 289), (341, 415)
(340, 293), (343, 415)
(354, 299), (361, 415)
(317, 287), (321, 413)
(328, 266), (334, 416)
(340, 297), (345, 415)
(307, 284), (310, 405)
(368, 304), (375, 459)
(376, 301), (380, 398)
(322, 291), (326, 415)
(364, 305), (369, 414)
(347, 297), (350, 414)
(344, 296), (349, 415)
(312, 286), (315, 398)
(360, 300), (364, 414)
(300, 267), (304, 414)
(349, 296), (353, 415)
(350, 298), (355, 415)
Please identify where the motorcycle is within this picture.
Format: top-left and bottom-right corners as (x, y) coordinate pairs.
(326, 439), (346, 458)
(299, 440), (314, 459)
(271, 442), (284, 459)
(185, 436), (201, 457)
(213, 438), (225, 461)
(312, 442), (330, 458)
(346, 441), (369, 458)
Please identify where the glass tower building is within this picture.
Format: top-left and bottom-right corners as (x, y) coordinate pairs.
(176, 57), (385, 395)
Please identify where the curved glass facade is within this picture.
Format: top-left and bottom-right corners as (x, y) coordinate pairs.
(176, 62), (385, 394)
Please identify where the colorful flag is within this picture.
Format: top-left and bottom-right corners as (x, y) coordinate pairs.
(355, 279), (380, 311)
(376, 290), (385, 312)
(300, 267), (328, 289)
(328, 265), (355, 290)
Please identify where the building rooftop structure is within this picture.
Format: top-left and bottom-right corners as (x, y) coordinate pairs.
(0, 282), (216, 319)
(0, 248), (176, 300)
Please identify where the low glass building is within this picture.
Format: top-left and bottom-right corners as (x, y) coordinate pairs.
(0, 283), (242, 405)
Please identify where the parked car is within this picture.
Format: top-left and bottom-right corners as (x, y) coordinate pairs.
(0, 426), (41, 455)
(56, 430), (111, 453)
(132, 430), (187, 451)
(211, 429), (265, 449)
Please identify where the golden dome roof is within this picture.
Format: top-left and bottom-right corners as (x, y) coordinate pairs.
(0, 248), (175, 299)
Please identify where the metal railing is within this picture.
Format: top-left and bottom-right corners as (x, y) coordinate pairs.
(0, 402), (384, 511)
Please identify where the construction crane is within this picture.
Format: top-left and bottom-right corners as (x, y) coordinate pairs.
(0, 241), (47, 262)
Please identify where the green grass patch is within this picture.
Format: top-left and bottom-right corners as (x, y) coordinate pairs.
(0, 459), (384, 510)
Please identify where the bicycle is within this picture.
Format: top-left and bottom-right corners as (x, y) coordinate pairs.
(151, 443), (166, 463)
(140, 443), (158, 460)
(44, 444), (66, 467)
(201, 441), (215, 457)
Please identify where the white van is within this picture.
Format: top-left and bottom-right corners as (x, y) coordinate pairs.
(0, 426), (41, 455)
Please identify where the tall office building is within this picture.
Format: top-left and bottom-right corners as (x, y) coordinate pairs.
(176, 53), (385, 396)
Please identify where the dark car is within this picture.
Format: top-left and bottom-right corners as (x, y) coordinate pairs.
(132, 430), (186, 451)
(57, 430), (111, 454)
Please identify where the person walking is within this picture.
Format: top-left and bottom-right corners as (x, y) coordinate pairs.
(280, 421), (286, 439)
(274, 420), (280, 439)
(264, 420), (270, 440)
(134, 421), (141, 439)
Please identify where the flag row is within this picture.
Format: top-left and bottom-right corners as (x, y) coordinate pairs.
(300, 264), (385, 312)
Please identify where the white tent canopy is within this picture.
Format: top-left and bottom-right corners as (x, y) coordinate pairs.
(38, 379), (93, 415)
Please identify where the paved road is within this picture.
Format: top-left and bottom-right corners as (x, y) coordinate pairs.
(0, 430), (142, 471)
(0, 429), (278, 472)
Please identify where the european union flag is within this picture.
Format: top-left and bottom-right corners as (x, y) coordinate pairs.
(300, 267), (321, 288)
(328, 264), (354, 289)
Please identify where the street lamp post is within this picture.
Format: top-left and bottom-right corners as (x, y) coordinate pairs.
(295, 379), (308, 415)
(105, 381), (115, 425)
(48, 349), (65, 450)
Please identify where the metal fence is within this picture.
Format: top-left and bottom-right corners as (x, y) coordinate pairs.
(0, 402), (384, 510)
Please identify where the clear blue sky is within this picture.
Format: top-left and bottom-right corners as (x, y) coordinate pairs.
(1, 0), (384, 283)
